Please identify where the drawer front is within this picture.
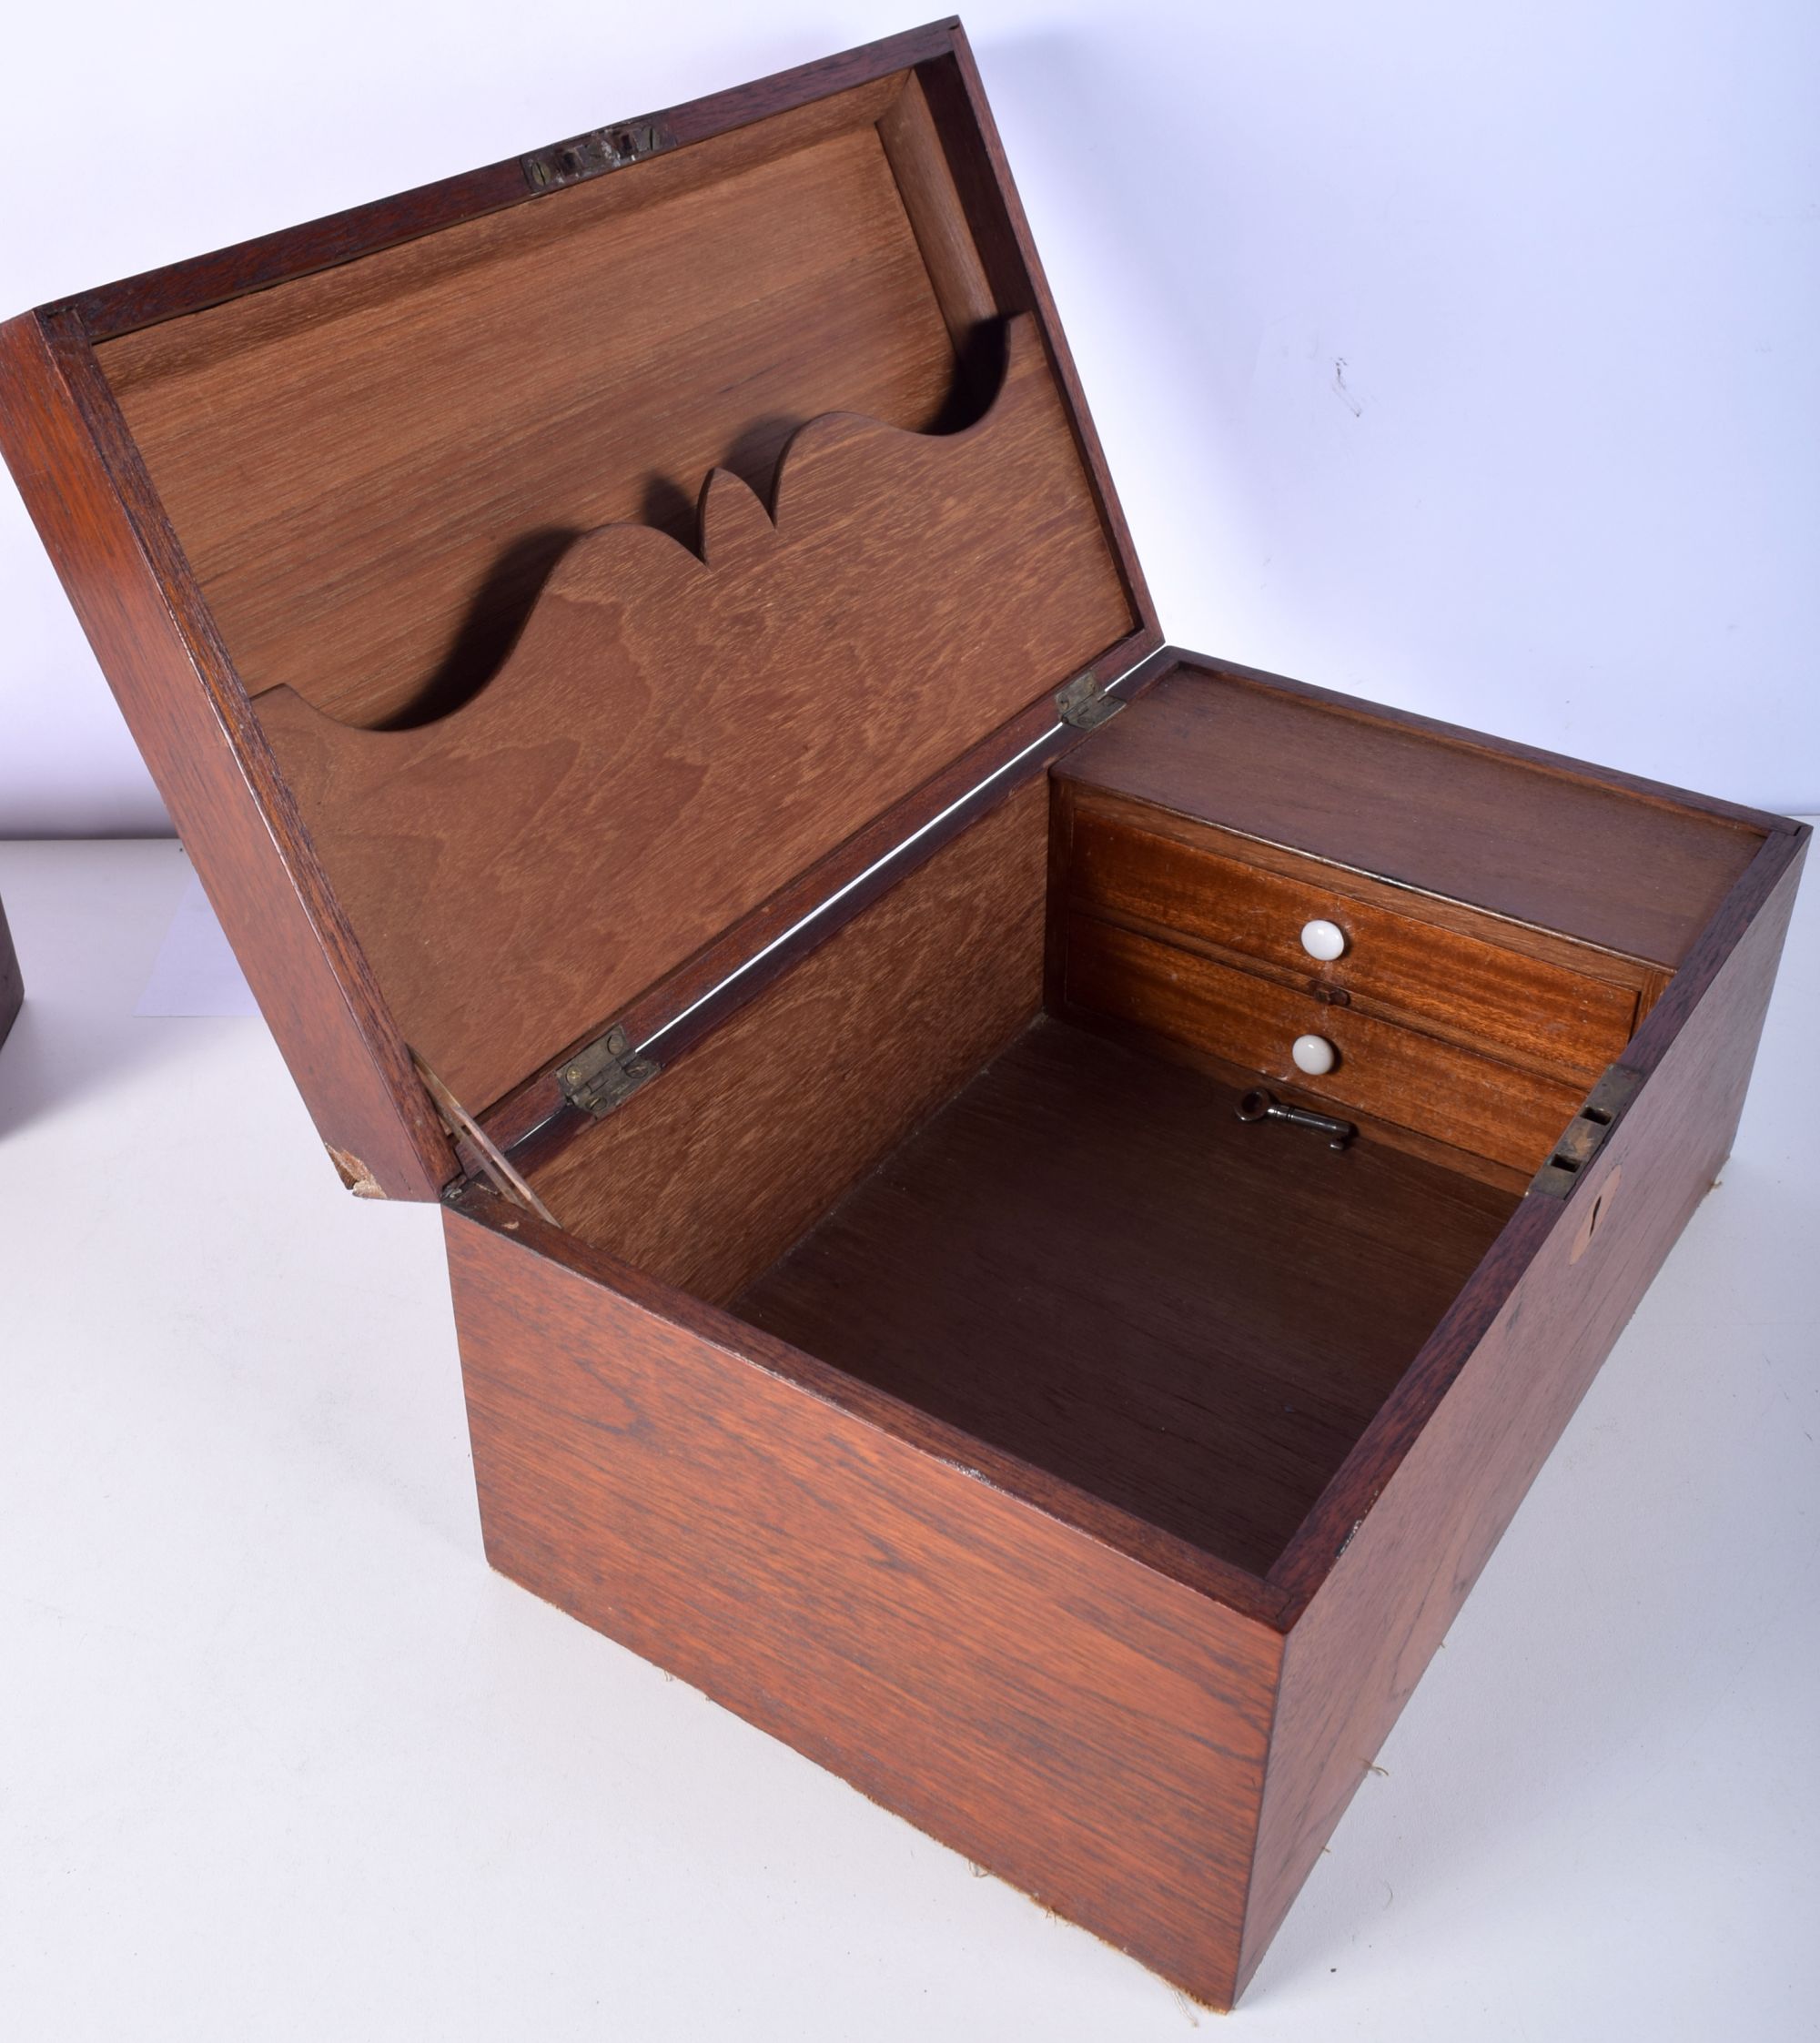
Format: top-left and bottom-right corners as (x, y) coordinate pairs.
(1066, 914), (1584, 1172)
(1068, 804), (1642, 1082)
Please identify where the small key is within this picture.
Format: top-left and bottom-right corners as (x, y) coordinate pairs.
(1235, 1087), (1356, 1151)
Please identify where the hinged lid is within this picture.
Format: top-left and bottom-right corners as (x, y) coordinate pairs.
(0, 21), (1159, 1198)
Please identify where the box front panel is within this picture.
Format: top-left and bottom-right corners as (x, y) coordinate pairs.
(445, 1204), (1281, 2009)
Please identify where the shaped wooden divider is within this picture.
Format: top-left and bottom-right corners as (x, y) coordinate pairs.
(258, 314), (1134, 1110)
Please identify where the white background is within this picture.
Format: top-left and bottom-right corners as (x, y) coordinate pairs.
(1, 0), (1815, 831)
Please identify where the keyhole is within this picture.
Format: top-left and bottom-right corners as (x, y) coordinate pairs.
(1571, 1167), (1620, 1265)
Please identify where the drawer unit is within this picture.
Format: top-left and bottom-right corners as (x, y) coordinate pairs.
(1066, 790), (1655, 1085)
(1065, 911), (1587, 1173)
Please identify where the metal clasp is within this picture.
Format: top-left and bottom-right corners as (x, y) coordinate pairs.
(1530, 1065), (1643, 1198)
(523, 118), (677, 192)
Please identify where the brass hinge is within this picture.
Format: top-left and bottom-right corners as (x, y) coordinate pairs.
(522, 117), (678, 192)
(1529, 1065), (1644, 1198)
(1056, 670), (1127, 731)
(557, 1024), (662, 1118)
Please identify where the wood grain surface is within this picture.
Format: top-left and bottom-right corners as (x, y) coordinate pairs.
(480, 660), (1158, 1170)
(102, 91), (955, 732)
(935, 25), (1157, 641)
(7, 15), (1806, 2011)
(877, 68), (996, 346)
(1063, 913), (1586, 1173)
(70, 22), (966, 339)
(1236, 830), (1806, 1996)
(734, 1015), (1515, 1576)
(446, 815), (1805, 2010)
(1053, 1003), (1537, 1197)
(0, 309), (452, 1198)
(258, 313), (1128, 1109)
(7, 21), (1158, 1188)
(1267, 819), (1810, 1612)
(1057, 660), (1768, 966)
(1063, 788), (1649, 1080)
(448, 1188), (1283, 2012)
(533, 783), (1048, 1302)
(94, 35), (1158, 744)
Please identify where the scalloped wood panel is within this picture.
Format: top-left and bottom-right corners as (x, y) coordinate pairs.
(258, 315), (1132, 1108)
(97, 89), (947, 732)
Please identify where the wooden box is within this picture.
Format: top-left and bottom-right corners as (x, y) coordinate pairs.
(0, 22), (1804, 2010)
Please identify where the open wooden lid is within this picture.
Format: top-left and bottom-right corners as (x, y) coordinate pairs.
(0, 21), (1157, 1197)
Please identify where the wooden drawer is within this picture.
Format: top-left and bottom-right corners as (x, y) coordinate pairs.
(1066, 913), (1585, 1173)
(1067, 797), (1646, 1083)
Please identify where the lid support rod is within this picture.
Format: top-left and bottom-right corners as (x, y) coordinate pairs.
(414, 1052), (561, 1226)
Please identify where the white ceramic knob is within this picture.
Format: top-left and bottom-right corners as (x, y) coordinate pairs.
(1300, 917), (1347, 962)
(1291, 1033), (1338, 1077)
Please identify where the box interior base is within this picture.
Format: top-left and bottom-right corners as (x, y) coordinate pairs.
(730, 1013), (1516, 1577)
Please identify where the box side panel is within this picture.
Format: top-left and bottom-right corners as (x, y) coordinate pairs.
(531, 779), (1047, 1304)
(445, 1201), (1281, 2010)
(0, 309), (450, 1198)
(1236, 837), (1805, 1996)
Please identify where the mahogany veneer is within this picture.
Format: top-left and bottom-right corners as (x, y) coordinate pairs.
(0, 17), (1805, 2016)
